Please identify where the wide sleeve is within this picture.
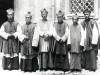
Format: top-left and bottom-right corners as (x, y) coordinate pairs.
(92, 23), (99, 45)
(61, 26), (69, 42)
(32, 26), (39, 47)
(37, 24), (45, 37)
(52, 26), (61, 41)
(0, 25), (10, 40)
(80, 25), (85, 46)
(18, 33), (26, 43)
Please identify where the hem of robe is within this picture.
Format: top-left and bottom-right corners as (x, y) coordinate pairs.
(70, 53), (81, 70)
(20, 57), (39, 72)
(81, 50), (97, 70)
(2, 56), (19, 70)
(54, 68), (70, 72)
(39, 52), (53, 70)
(53, 54), (69, 70)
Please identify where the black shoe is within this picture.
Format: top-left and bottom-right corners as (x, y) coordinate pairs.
(32, 70), (36, 72)
(70, 69), (75, 72)
(85, 68), (90, 70)
(90, 69), (96, 72)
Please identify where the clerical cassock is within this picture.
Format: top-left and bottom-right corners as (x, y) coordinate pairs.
(18, 12), (39, 72)
(0, 8), (20, 70)
(32, 9), (53, 71)
(68, 14), (81, 72)
(80, 9), (99, 71)
(53, 11), (69, 72)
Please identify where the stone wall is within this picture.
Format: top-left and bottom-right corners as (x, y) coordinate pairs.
(14, 0), (52, 25)
(14, 0), (100, 25)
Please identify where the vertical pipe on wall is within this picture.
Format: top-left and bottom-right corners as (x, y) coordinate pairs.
(52, 0), (55, 24)
(99, 0), (100, 19)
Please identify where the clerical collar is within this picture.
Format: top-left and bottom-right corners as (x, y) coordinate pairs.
(58, 21), (63, 24)
(42, 19), (48, 21)
(26, 22), (31, 25)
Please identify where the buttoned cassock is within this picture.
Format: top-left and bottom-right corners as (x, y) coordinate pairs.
(18, 22), (39, 71)
(80, 19), (99, 70)
(0, 21), (21, 70)
(32, 19), (53, 69)
(53, 22), (70, 71)
(18, 23), (35, 57)
(68, 24), (81, 71)
(1, 21), (21, 56)
(33, 20), (53, 52)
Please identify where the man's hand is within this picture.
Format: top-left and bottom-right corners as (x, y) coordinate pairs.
(22, 36), (29, 43)
(44, 33), (49, 38)
(68, 44), (71, 51)
(24, 36), (29, 41)
(59, 39), (63, 43)
(92, 44), (96, 48)
(42, 33), (48, 38)
(80, 45), (84, 52)
(44, 33), (49, 41)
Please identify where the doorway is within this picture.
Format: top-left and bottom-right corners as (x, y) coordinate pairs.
(0, 0), (14, 52)
(0, 0), (14, 27)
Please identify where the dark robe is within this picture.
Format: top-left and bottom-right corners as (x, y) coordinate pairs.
(37, 20), (53, 70)
(0, 36), (3, 52)
(1, 21), (19, 70)
(53, 22), (69, 71)
(2, 21), (19, 55)
(98, 34), (100, 49)
(20, 22), (39, 72)
(81, 19), (98, 71)
(69, 24), (81, 71)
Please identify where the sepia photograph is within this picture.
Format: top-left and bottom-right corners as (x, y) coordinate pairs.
(0, 0), (100, 75)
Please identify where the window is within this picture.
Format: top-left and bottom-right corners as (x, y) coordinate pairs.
(65, 0), (98, 19)
(70, 0), (94, 14)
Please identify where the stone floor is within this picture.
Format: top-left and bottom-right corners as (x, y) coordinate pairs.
(0, 50), (100, 75)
